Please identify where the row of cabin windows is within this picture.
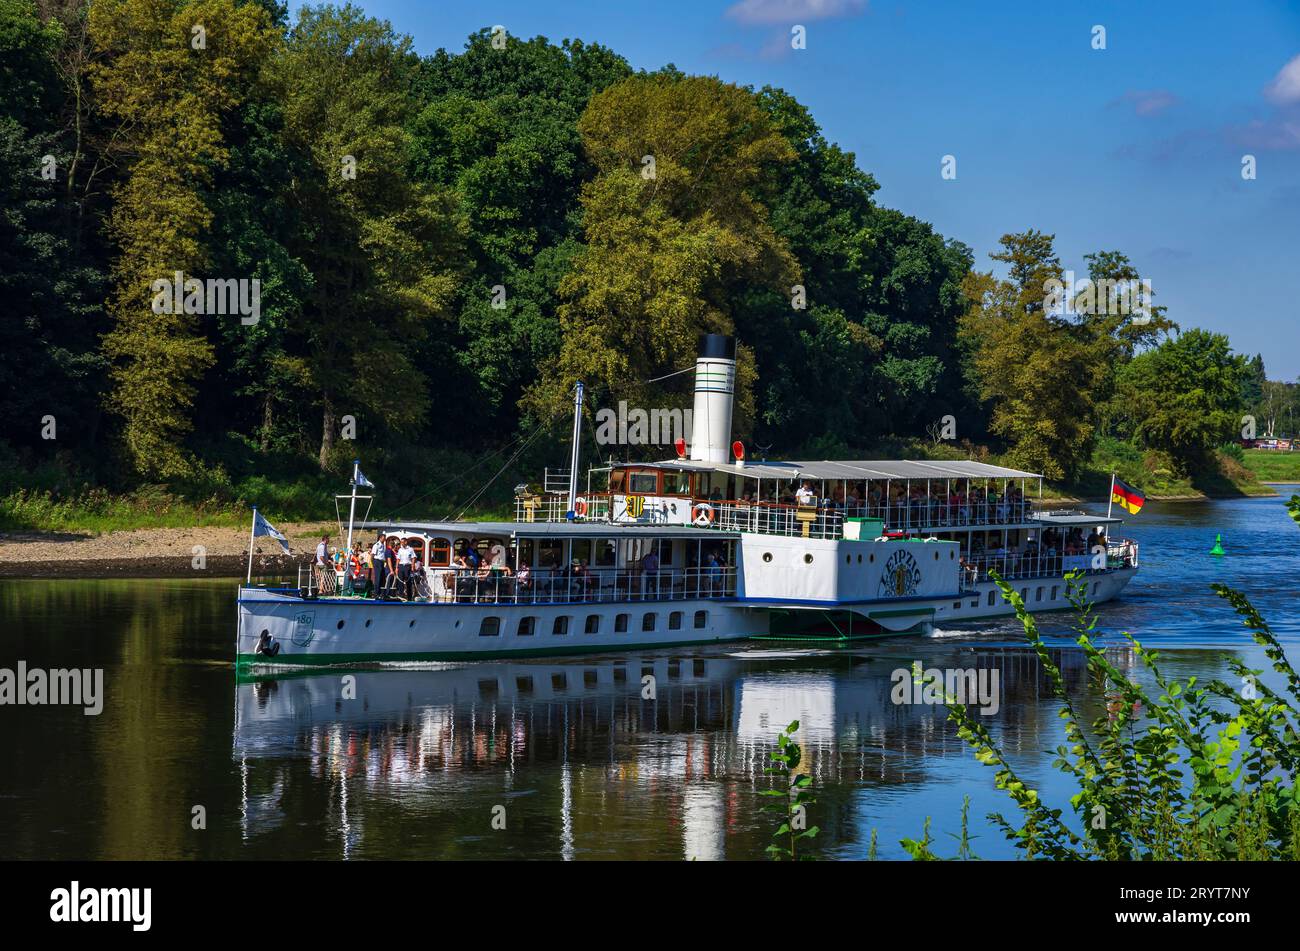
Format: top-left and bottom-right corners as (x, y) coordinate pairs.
(480, 610), (708, 637)
(962, 580), (1102, 611)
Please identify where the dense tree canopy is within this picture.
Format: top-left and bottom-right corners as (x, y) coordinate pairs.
(0, 1), (1273, 504)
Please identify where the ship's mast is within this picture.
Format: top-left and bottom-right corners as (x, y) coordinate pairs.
(567, 381), (584, 520)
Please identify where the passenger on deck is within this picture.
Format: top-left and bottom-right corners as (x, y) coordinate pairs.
(396, 537), (415, 601)
(370, 533), (387, 599)
(795, 481), (815, 505)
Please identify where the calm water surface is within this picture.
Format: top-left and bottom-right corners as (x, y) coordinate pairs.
(2, 489), (1298, 860)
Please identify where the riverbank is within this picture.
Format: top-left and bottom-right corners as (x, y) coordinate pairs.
(0, 522), (335, 579)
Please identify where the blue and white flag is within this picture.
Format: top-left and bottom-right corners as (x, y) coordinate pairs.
(355, 467), (375, 489)
(252, 509), (290, 554)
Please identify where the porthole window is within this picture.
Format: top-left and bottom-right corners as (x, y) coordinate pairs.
(365, 619), (372, 628)
(857, 554), (862, 563)
(934, 552), (940, 560)
(869, 553), (875, 563)
(409, 619), (415, 628)
(845, 554), (851, 564)
(762, 552), (773, 563)
(336, 619), (345, 629)
(803, 553), (814, 564)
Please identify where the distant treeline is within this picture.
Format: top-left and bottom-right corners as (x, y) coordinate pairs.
(2, 0), (1294, 505)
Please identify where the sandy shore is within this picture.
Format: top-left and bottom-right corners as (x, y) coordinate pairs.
(0, 522), (337, 579)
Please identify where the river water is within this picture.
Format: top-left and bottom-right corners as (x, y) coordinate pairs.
(2, 489), (1297, 860)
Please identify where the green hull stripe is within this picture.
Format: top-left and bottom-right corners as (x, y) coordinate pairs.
(237, 634), (753, 667)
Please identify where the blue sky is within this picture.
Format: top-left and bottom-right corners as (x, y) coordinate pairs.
(304, 0), (1300, 379)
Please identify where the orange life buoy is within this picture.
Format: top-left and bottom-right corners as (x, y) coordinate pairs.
(574, 497), (588, 517)
(692, 502), (715, 526)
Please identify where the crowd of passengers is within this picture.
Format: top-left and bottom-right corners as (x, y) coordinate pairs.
(310, 531), (732, 602)
(955, 527), (1126, 581)
(701, 480), (1029, 526)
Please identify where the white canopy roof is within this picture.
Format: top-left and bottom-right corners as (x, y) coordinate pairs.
(637, 458), (1041, 481)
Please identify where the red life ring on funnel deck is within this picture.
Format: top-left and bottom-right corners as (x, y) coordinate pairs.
(692, 502), (715, 526)
(574, 497), (588, 517)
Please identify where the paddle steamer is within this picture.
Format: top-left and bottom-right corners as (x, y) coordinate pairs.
(235, 335), (1138, 665)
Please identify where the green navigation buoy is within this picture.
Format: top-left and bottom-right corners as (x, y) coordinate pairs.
(1210, 533), (1225, 556)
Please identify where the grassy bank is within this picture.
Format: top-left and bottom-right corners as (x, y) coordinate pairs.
(1240, 448), (1300, 483)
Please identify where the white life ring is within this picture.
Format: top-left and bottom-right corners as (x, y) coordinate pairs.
(574, 497), (588, 517)
(692, 502), (715, 526)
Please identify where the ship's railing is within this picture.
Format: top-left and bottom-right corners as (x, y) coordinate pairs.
(514, 493), (613, 523)
(710, 498), (1034, 537)
(294, 565), (737, 603)
(426, 566), (735, 604)
(957, 539), (1139, 591)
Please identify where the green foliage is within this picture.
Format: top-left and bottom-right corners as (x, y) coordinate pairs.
(760, 719), (820, 860)
(935, 570), (1300, 860)
(2, 9), (1282, 506)
(960, 232), (1121, 481)
(1116, 329), (1249, 474)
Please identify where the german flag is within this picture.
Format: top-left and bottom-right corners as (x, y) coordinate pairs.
(1111, 476), (1146, 515)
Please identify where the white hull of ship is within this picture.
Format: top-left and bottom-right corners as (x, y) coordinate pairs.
(236, 567), (1136, 665)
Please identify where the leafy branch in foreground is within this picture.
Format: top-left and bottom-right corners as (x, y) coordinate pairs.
(931, 569), (1300, 859)
(760, 719), (821, 860)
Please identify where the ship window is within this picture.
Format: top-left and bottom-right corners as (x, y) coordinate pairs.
(552, 673), (567, 690)
(694, 610), (707, 629)
(595, 539), (617, 567)
(628, 472), (659, 494)
(1035, 587), (1043, 602)
(1051, 585), (1059, 600)
(664, 471), (691, 495)
(553, 616), (569, 636)
(428, 537), (451, 566)
(857, 554), (863, 563)
(953, 602), (962, 609)
(763, 552), (773, 563)
(642, 612), (656, 632)
(479, 616), (501, 637)
(615, 613), (629, 633)
(804, 553), (814, 564)
(846, 554), (851, 564)
(870, 553), (875, 563)
(517, 616), (536, 636)
(1092, 582), (1099, 596)
(478, 679), (498, 699)
(336, 620), (345, 629)
(987, 590), (995, 606)
(669, 611), (683, 630)
(516, 676), (534, 694)
(585, 614), (600, 634)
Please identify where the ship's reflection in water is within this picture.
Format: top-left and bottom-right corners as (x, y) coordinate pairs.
(232, 642), (1159, 860)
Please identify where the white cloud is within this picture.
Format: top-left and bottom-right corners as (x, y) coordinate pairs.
(1111, 89), (1180, 117)
(1264, 53), (1300, 104)
(725, 0), (867, 25)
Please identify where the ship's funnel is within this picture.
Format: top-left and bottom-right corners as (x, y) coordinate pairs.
(689, 334), (736, 463)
